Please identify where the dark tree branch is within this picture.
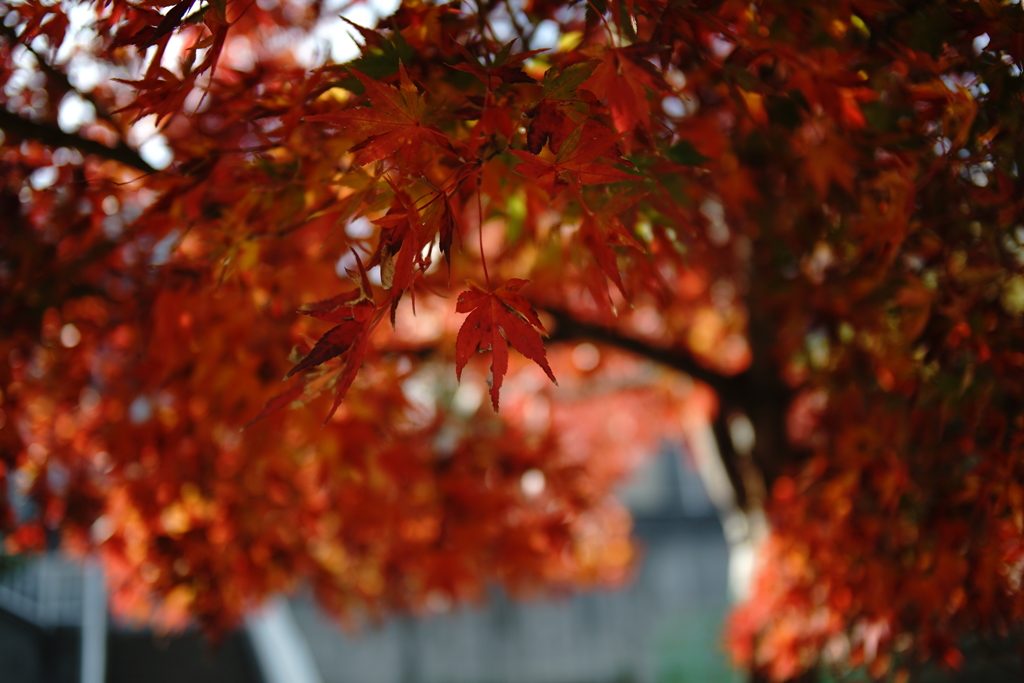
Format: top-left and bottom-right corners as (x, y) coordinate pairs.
(542, 305), (795, 507)
(743, 283), (799, 489)
(501, 0), (532, 48)
(0, 25), (154, 173)
(710, 409), (750, 510)
(0, 23), (121, 130)
(542, 307), (742, 400)
(0, 108), (156, 174)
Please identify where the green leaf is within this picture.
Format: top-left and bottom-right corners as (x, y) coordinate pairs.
(505, 191), (527, 244)
(335, 33), (414, 95)
(723, 64), (762, 93)
(666, 140), (710, 166)
(494, 39), (516, 66)
(614, 0), (637, 41)
(208, 0), (227, 20)
(543, 60), (601, 100)
(765, 95), (801, 129)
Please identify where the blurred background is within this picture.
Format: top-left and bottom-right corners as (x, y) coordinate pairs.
(0, 443), (739, 683)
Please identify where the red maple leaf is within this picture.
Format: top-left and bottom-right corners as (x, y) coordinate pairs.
(421, 191), (460, 270)
(582, 48), (661, 134)
(249, 251), (377, 426)
(306, 64), (450, 166)
(449, 40), (546, 90)
(510, 120), (641, 196)
(455, 279), (556, 411)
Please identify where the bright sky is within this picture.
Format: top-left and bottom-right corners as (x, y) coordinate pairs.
(46, 0), (402, 170)
(12, 0), (555, 173)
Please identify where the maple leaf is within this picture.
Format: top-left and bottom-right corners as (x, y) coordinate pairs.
(511, 120), (642, 196)
(367, 182), (435, 311)
(249, 251), (376, 426)
(525, 60), (601, 154)
(306, 64), (449, 166)
(455, 279), (556, 411)
(541, 60), (602, 101)
(371, 207), (418, 293)
(582, 49), (660, 133)
(129, 0), (193, 48)
(113, 68), (196, 123)
(579, 191), (647, 307)
(800, 125), (857, 199)
(421, 191), (460, 270)
(526, 101), (576, 155)
(450, 40), (546, 90)
(285, 316), (367, 379)
(288, 251), (375, 378)
(243, 375), (311, 429)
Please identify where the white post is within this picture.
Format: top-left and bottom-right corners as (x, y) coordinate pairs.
(80, 561), (107, 683)
(245, 596), (324, 683)
(684, 422), (767, 602)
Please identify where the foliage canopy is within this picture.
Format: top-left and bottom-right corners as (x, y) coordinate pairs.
(3, 0), (1024, 680)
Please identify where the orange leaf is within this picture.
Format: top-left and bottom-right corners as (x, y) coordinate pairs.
(307, 64), (447, 166)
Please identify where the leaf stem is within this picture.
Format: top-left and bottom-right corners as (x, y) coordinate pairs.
(477, 178), (490, 289)
(585, 0), (616, 45)
(569, 179), (594, 217)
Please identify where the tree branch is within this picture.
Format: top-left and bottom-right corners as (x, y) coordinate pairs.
(710, 409), (751, 510)
(0, 23), (121, 131)
(542, 307), (742, 399)
(541, 306), (785, 513)
(0, 108), (156, 174)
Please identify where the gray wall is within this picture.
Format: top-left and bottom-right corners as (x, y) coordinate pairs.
(290, 447), (738, 683)
(291, 522), (734, 683)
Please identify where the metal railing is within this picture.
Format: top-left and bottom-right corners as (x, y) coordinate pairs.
(0, 552), (85, 627)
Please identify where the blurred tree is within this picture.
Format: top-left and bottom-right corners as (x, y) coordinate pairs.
(2, 0), (1024, 681)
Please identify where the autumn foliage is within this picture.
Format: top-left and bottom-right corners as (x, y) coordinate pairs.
(3, 0), (1024, 679)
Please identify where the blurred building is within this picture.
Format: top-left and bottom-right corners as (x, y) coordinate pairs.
(290, 443), (736, 683)
(0, 553), (261, 683)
